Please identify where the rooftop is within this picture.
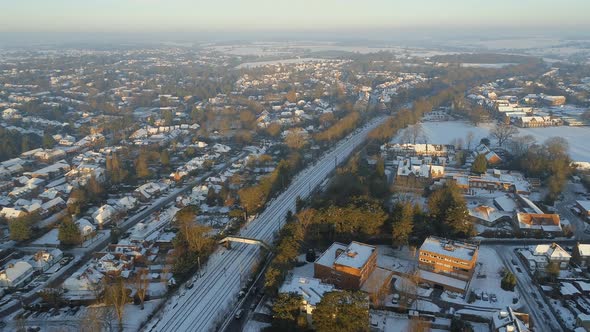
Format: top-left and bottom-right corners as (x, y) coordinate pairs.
(419, 236), (478, 262)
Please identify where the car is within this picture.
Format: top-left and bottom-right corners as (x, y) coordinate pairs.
(238, 290), (246, 299)
(490, 294), (497, 302)
(185, 278), (194, 289)
(536, 300), (543, 308)
(250, 302), (257, 310)
(391, 293), (400, 305)
(234, 309), (243, 319)
(482, 292), (489, 301)
(511, 259), (517, 265)
(516, 267), (522, 273)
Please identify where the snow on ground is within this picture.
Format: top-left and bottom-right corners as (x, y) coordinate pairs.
(242, 320), (271, 332)
(397, 120), (590, 162)
(518, 126), (590, 162)
(31, 228), (60, 245)
(549, 299), (576, 330)
(123, 299), (165, 331)
(395, 121), (495, 146)
(148, 282), (168, 297)
(290, 254), (315, 278)
(441, 246), (520, 309)
(236, 58), (324, 69)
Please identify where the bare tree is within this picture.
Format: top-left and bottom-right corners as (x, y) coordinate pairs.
(104, 277), (129, 331)
(466, 131), (475, 150)
(508, 134), (536, 156)
(490, 123), (519, 147)
(410, 123), (424, 144)
(296, 208), (317, 233)
(135, 268), (149, 310)
(284, 128), (308, 150)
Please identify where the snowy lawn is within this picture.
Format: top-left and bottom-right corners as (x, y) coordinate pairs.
(31, 229), (60, 245)
(242, 320), (271, 332)
(396, 120), (590, 162)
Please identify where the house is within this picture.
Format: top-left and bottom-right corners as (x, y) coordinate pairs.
(515, 213), (562, 236)
(575, 201), (590, 219)
(572, 243), (590, 268)
(63, 268), (104, 300)
(279, 276), (335, 322)
(314, 241), (378, 290)
(473, 144), (502, 165)
(76, 218), (96, 241)
(540, 94), (566, 106)
(469, 205), (511, 227)
(92, 204), (118, 227)
(519, 243), (571, 271)
(514, 116), (562, 128)
(395, 159), (444, 187)
(32, 249), (63, 271)
(417, 236), (479, 295)
(0, 261), (35, 288)
(0, 207), (27, 220)
(491, 307), (531, 332)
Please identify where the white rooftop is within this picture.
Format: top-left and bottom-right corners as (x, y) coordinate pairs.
(334, 242), (376, 270)
(420, 236), (478, 262)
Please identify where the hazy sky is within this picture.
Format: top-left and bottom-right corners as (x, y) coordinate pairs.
(1, 0), (589, 33)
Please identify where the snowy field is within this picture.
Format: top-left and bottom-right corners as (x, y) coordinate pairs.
(236, 57), (324, 69)
(397, 121), (590, 162)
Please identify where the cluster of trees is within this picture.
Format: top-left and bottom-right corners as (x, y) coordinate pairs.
(58, 215), (83, 246)
(8, 213), (41, 241)
(68, 176), (106, 216)
(369, 88), (460, 143)
(314, 111), (360, 143)
(170, 206), (215, 279)
(271, 290), (369, 332)
(426, 182), (476, 238)
(0, 127), (43, 162)
(264, 215), (306, 296)
(510, 137), (573, 203)
(308, 198), (388, 244)
(238, 153), (302, 219)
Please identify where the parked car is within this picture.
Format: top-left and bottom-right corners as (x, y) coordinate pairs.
(234, 309), (243, 319)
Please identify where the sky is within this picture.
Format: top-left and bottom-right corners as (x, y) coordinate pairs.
(1, 0), (589, 33)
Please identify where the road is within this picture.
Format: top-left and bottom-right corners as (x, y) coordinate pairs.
(556, 181), (589, 240)
(494, 246), (561, 332)
(147, 116), (389, 332)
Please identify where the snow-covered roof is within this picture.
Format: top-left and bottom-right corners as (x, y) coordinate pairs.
(418, 269), (467, 291)
(334, 241), (376, 270)
(419, 236), (478, 262)
(534, 243), (570, 260)
(560, 282), (580, 296)
(577, 200), (590, 212)
(315, 242), (347, 268)
(577, 244), (590, 257)
(0, 261), (34, 284)
(279, 276), (334, 306)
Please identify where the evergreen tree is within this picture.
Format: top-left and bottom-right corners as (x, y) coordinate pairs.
(59, 217), (83, 246)
(471, 154), (487, 175)
(313, 291), (369, 332)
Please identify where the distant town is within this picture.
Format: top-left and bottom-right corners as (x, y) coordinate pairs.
(0, 40), (589, 332)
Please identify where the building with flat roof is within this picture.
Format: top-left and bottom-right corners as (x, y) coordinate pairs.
(418, 236), (479, 294)
(314, 241), (378, 290)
